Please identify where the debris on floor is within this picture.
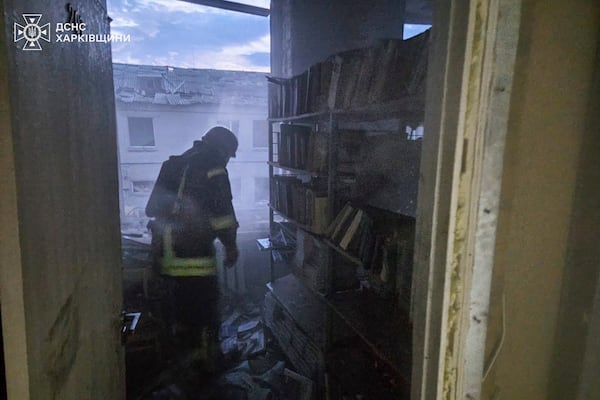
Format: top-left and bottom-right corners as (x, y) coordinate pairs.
(123, 265), (313, 399)
(130, 301), (313, 400)
(219, 308), (266, 362)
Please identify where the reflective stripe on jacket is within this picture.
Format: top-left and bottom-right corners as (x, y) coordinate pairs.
(160, 225), (217, 277)
(209, 214), (237, 230)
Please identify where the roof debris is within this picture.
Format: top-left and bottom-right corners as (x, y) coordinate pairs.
(113, 63), (268, 106)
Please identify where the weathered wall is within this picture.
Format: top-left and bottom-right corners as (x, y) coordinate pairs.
(0, 1), (125, 399)
(271, 0), (406, 77)
(482, 1), (600, 399)
(116, 103), (268, 166)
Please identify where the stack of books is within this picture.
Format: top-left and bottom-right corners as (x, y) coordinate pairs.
(326, 203), (414, 305)
(267, 29), (430, 118)
(278, 124), (328, 173)
(270, 175), (328, 234)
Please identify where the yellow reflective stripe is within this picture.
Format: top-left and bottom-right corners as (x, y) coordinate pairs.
(162, 256), (215, 268)
(163, 225), (175, 259)
(209, 214), (237, 230)
(162, 268), (216, 277)
(160, 224), (217, 276)
(160, 258), (217, 277)
(207, 168), (226, 179)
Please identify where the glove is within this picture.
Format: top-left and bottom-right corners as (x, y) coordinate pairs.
(224, 245), (239, 268)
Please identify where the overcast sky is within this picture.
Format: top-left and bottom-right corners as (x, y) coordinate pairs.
(107, 0), (429, 72)
(107, 0), (271, 71)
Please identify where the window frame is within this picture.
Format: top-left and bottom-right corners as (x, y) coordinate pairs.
(127, 116), (156, 150)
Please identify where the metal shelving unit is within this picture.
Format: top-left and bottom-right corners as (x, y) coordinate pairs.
(264, 99), (422, 393)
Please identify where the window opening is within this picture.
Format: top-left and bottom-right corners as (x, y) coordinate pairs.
(127, 117), (155, 147)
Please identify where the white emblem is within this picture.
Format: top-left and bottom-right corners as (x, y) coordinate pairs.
(14, 14), (51, 51)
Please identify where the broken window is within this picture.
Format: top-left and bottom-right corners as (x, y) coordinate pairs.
(127, 117), (155, 147)
(137, 76), (163, 97)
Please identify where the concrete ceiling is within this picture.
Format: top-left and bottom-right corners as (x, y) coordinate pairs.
(179, 0), (434, 25)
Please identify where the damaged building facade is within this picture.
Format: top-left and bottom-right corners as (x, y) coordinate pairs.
(113, 63), (270, 233)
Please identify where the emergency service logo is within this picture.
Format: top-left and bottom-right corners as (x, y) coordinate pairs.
(14, 14), (51, 51)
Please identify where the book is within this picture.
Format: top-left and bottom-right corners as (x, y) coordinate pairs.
(306, 63), (321, 113)
(327, 203), (354, 239)
(292, 184), (306, 224)
(310, 195), (329, 234)
(307, 188), (326, 232)
(402, 29), (430, 96)
(359, 215), (375, 264)
(266, 76), (287, 118)
(336, 49), (363, 110)
(279, 124), (311, 169)
(339, 209), (364, 250)
(317, 60), (332, 112)
(306, 130), (328, 173)
(272, 175), (298, 217)
(268, 81), (281, 118)
(352, 45), (379, 107)
(256, 238), (272, 251)
(368, 39), (402, 104)
(278, 128), (290, 166)
(327, 55), (342, 110)
(297, 70), (309, 115)
(296, 130), (309, 169)
(349, 212), (371, 256)
(332, 206), (358, 244)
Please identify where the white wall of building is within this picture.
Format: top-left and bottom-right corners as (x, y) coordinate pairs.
(115, 101), (269, 232)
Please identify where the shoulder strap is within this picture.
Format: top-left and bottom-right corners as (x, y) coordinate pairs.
(172, 164), (189, 215)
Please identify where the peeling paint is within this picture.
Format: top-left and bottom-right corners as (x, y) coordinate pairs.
(442, 1), (487, 398)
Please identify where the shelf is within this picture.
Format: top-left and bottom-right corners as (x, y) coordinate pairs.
(332, 98), (424, 122)
(255, 237), (294, 252)
(323, 290), (412, 378)
(267, 76), (417, 388)
(272, 220), (297, 239)
(269, 110), (327, 123)
(324, 239), (364, 267)
(267, 273), (327, 348)
(268, 161), (327, 177)
(269, 205), (324, 236)
(269, 98), (424, 124)
(269, 274), (411, 379)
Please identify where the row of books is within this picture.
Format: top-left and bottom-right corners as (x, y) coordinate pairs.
(326, 203), (376, 266)
(268, 29), (430, 118)
(326, 203), (413, 305)
(270, 175), (329, 234)
(278, 124), (328, 172)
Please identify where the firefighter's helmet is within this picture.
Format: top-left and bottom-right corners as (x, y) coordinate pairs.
(203, 126), (238, 158)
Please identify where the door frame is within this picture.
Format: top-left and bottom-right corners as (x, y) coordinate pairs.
(0, 1), (125, 398)
(0, 12), (30, 399)
(412, 0), (522, 398)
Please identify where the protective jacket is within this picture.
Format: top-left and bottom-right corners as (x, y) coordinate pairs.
(146, 140), (238, 277)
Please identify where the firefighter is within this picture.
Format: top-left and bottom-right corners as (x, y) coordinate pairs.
(146, 126), (239, 375)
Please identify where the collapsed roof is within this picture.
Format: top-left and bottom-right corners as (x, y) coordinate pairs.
(112, 63), (268, 107)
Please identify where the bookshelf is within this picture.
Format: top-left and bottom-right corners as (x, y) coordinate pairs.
(268, 205), (324, 236)
(264, 29), (429, 399)
(324, 290), (412, 377)
(267, 161), (327, 178)
(323, 238), (364, 267)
